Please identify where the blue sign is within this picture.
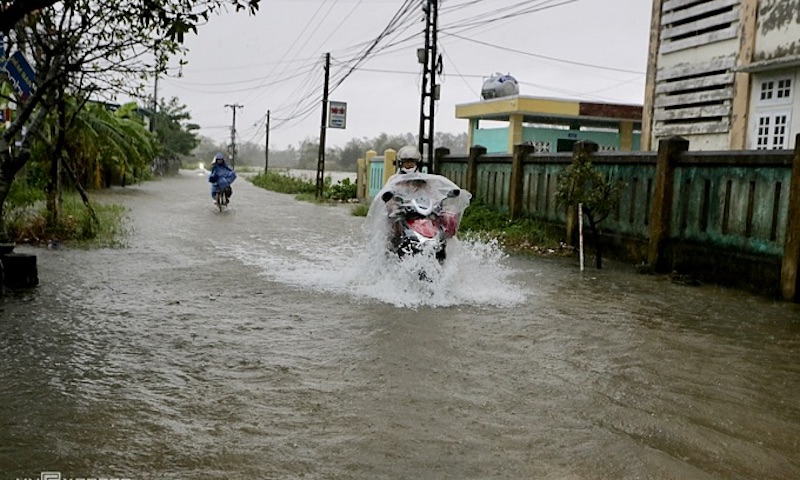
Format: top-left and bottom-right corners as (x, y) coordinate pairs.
(0, 34), (36, 98)
(4, 51), (35, 97)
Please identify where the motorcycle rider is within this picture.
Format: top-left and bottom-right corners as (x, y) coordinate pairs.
(382, 146), (464, 248)
(209, 152), (237, 204)
(382, 146), (435, 244)
(395, 145), (422, 174)
(385, 146), (427, 216)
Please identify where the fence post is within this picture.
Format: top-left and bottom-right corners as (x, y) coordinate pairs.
(434, 147), (449, 176)
(383, 149), (396, 185)
(364, 150), (376, 199)
(781, 133), (800, 302)
(510, 143), (535, 220)
(466, 145), (485, 197)
(647, 136), (688, 271)
(356, 157), (366, 201)
(565, 140), (600, 246)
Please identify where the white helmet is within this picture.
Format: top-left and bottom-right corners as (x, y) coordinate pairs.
(397, 145), (421, 174)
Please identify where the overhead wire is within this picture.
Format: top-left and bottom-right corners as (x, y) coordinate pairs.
(442, 32), (644, 75)
(253, 0), (421, 138)
(239, 0), (336, 106)
(215, 0), (641, 145)
(243, 0), (421, 142)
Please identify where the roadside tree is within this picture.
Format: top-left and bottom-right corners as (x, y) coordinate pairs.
(0, 0), (260, 241)
(556, 142), (625, 269)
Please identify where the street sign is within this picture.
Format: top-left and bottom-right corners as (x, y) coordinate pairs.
(328, 101), (346, 129)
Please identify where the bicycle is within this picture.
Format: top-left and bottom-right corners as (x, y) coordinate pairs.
(214, 185), (231, 212)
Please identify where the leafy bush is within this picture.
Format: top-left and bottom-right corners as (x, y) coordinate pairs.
(327, 178), (357, 201)
(459, 202), (560, 251)
(250, 171), (316, 194)
(350, 203), (369, 217)
(7, 193), (130, 247)
(3, 181), (46, 238)
(249, 171), (358, 202)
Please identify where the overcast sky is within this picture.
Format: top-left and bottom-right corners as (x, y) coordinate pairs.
(157, 0), (653, 150)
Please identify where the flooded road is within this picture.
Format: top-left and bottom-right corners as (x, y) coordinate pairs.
(1, 169), (799, 480)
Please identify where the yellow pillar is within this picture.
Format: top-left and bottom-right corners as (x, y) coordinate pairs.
(468, 118), (478, 149)
(356, 157), (366, 201)
(508, 113), (523, 153)
(619, 121), (633, 151)
(383, 148), (396, 185)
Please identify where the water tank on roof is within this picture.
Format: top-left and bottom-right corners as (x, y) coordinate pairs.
(481, 73), (519, 100)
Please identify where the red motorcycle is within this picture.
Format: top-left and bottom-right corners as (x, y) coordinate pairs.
(367, 172), (472, 265)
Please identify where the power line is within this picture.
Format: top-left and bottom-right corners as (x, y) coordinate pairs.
(442, 32), (644, 75)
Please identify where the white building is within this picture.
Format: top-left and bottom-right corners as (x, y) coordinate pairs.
(642, 0), (800, 151)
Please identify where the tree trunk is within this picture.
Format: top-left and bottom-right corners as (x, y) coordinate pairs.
(46, 94), (69, 230)
(46, 153), (63, 228)
(63, 157), (99, 226)
(586, 209), (603, 269)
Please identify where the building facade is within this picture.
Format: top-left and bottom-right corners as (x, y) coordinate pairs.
(642, 0), (800, 151)
(455, 96), (642, 154)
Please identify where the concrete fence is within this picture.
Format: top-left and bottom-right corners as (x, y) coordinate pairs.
(432, 135), (800, 302)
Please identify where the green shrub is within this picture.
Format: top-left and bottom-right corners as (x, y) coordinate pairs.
(7, 192), (129, 248)
(350, 203), (369, 217)
(326, 178), (357, 201)
(459, 202), (560, 250)
(250, 171), (316, 195)
(249, 171), (358, 202)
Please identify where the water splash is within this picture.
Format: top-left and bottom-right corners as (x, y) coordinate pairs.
(218, 233), (526, 309)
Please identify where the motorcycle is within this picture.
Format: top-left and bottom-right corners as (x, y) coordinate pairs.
(366, 172), (472, 266)
(209, 164), (236, 212)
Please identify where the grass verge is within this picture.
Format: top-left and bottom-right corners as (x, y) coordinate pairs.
(6, 190), (131, 248)
(458, 202), (571, 256)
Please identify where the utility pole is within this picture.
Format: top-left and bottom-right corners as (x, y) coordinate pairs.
(418, 0), (439, 173)
(225, 103), (243, 169)
(315, 53), (330, 199)
(150, 75), (158, 133)
(264, 110), (270, 174)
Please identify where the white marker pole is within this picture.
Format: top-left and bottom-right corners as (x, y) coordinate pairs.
(578, 203), (585, 272)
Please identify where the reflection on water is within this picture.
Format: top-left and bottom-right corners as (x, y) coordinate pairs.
(1, 172), (799, 479)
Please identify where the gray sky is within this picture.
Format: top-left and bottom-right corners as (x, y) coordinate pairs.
(158, 0), (653, 150)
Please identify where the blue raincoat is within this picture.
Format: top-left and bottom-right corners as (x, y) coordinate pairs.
(209, 161), (237, 198)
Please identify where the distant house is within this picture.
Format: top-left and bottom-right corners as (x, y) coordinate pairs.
(455, 95), (643, 154)
(642, 0), (800, 151)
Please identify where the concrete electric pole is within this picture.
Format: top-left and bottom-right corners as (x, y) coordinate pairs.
(225, 103), (243, 169)
(418, 0), (439, 173)
(316, 53), (330, 199)
(265, 110), (270, 174)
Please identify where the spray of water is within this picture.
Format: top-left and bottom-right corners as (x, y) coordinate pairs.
(218, 230), (526, 309)
(221, 173), (526, 308)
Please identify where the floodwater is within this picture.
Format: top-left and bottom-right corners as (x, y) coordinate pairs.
(1, 169), (798, 480)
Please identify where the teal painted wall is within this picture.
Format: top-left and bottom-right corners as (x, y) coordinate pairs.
(473, 128), (508, 153)
(472, 126), (641, 153)
(437, 150), (794, 259)
(368, 157), (385, 198)
(671, 165), (790, 256)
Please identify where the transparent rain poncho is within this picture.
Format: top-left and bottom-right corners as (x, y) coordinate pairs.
(363, 172), (472, 255)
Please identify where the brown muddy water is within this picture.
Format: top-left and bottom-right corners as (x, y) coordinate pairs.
(1, 169), (799, 480)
